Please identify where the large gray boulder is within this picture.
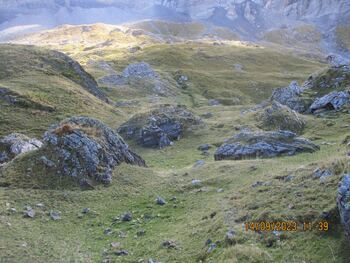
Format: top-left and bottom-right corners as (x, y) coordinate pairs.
(118, 105), (202, 148)
(214, 130), (319, 161)
(309, 90), (350, 113)
(337, 174), (350, 237)
(42, 117), (146, 185)
(271, 81), (307, 112)
(0, 133), (42, 164)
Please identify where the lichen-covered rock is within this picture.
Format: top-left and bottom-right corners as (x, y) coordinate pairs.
(271, 81), (307, 112)
(257, 101), (306, 134)
(337, 174), (350, 237)
(214, 130), (319, 161)
(0, 133), (42, 164)
(326, 54), (350, 68)
(118, 105), (202, 148)
(309, 90), (350, 113)
(42, 117), (146, 185)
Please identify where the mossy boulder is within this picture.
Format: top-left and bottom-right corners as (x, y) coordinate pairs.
(257, 101), (306, 134)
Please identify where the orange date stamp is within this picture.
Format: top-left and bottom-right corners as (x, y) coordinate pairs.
(244, 221), (329, 232)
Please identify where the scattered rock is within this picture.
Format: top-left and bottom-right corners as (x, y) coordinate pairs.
(257, 101), (306, 134)
(313, 168), (332, 181)
(192, 179), (202, 186)
(198, 144), (212, 151)
(111, 242), (121, 248)
(201, 112), (213, 119)
(42, 117), (146, 185)
(194, 160), (205, 168)
(309, 90), (350, 113)
(24, 207), (35, 218)
(82, 208), (90, 214)
(162, 240), (178, 249)
(50, 211), (61, 221)
(214, 130), (319, 161)
(40, 156), (55, 168)
(225, 230), (236, 245)
(121, 212), (133, 222)
(337, 174), (350, 237)
(118, 105), (202, 148)
(217, 188), (224, 193)
(234, 63), (244, 72)
(271, 81), (307, 112)
(156, 196), (166, 206)
(104, 228), (113, 235)
(115, 250), (129, 256)
(207, 243), (217, 253)
(0, 133), (42, 164)
(208, 99), (220, 106)
(36, 203), (44, 208)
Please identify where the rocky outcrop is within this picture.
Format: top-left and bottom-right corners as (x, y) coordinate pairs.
(118, 105), (202, 148)
(257, 101), (306, 134)
(42, 117), (146, 185)
(337, 174), (350, 237)
(123, 62), (158, 80)
(51, 51), (109, 103)
(0, 133), (42, 164)
(271, 81), (308, 113)
(214, 130), (319, 161)
(309, 90), (350, 113)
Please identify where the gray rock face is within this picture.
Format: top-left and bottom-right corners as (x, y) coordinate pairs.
(337, 174), (350, 237)
(42, 117), (146, 185)
(326, 54), (350, 68)
(0, 133), (42, 164)
(118, 105), (202, 148)
(214, 130), (319, 161)
(99, 74), (125, 86)
(271, 81), (307, 112)
(309, 90), (350, 113)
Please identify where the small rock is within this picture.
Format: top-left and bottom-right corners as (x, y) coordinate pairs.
(284, 175), (294, 182)
(198, 144), (212, 151)
(194, 160), (205, 168)
(288, 204), (295, 209)
(207, 243), (217, 253)
(313, 168), (332, 181)
(251, 181), (264, 188)
(156, 196), (166, 206)
(192, 179), (202, 186)
(24, 207), (35, 218)
(148, 259), (158, 263)
(121, 212), (133, 222)
(36, 203), (45, 208)
(111, 242), (121, 248)
(40, 156), (55, 168)
(10, 208), (16, 213)
(208, 99), (220, 106)
(82, 208), (90, 214)
(115, 250), (129, 256)
(202, 112), (213, 119)
(118, 231), (127, 238)
(50, 211), (61, 221)
(162, 240), (177, 249)
(217, 188), (224, 193)
(225, 230), (236, 245)
(205, 239), (213, 245)
(104, 228), (113, 235)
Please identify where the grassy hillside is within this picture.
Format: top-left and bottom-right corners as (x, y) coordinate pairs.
(1, 30), (350, 263)
(0, 44), (122, 137)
